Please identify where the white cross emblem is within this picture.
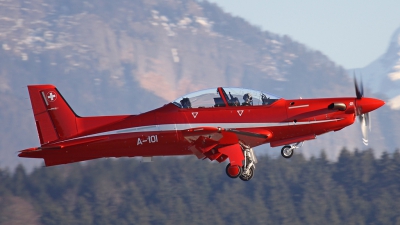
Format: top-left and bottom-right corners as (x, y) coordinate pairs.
(47, 92), (57, 102)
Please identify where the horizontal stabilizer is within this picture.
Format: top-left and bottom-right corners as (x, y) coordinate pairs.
(44, 156), (100, 167)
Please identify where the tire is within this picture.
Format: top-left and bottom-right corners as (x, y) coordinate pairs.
(225, 163), (242, 178)
(239, 166), (254, 181)
(281, 146), (294, 158)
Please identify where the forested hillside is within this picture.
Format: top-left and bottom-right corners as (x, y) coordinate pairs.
(1, 149), (400, 225)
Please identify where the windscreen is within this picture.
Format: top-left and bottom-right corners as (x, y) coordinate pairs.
(173, 87), (280, 108)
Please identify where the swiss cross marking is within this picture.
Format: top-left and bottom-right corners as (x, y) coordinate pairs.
(47, 91), (57, 102)
(192, 112), (198, 118)
(237, 110), (243, 116)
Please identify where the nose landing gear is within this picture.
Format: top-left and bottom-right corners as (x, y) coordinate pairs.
(281, 142), (303, 158)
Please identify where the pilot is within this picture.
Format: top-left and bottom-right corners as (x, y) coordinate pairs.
(180, 98), (192, 108)
(261, 93), (270, 105)
(231, 98), (240, 106)
(228, 92), (240, 106)
(242, 93), (253, 106)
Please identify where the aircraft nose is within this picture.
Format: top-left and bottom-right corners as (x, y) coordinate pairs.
(356, 97), (385, 114)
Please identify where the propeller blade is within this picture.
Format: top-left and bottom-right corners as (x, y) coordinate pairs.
(358, 113), (369, 146)
(361, 79), (364, 97)
(354, 75), (363, 99)
(354, 72), (371, 145)
(368, 113), (371, 131)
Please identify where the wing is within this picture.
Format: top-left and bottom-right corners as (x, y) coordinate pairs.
(182, 126), (271, 167)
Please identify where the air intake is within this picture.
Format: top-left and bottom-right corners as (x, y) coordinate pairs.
(328, 103), (346, 111)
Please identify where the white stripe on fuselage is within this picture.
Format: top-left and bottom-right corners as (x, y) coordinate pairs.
(53, 118), (343, 144)
(288, 104), (309, 109)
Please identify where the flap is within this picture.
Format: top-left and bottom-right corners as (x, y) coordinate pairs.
(184, 126), (270, 165)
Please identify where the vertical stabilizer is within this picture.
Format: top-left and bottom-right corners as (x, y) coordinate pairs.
(28, 85), (78, 144)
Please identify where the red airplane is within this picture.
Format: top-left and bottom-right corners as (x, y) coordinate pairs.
(19, 80), (384, 181)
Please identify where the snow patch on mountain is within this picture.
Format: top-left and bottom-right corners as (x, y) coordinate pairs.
(388, 95), (400, 110)
(352, 26), (400, 110)
(389, 71), (400, 81)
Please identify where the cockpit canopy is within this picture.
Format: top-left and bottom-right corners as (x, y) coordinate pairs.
(173, 87), (281, 108)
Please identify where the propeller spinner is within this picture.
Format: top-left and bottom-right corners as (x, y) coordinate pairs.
(353, 76), (384, 145)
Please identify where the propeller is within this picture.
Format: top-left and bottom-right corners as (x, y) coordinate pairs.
(354, 75), (371, 145)
(354, 76), (363, 99)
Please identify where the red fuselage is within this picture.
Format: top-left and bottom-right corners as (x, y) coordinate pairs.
(19, 85), (384, 169)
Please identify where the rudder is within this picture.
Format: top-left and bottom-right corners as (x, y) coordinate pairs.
(28, 85), (79, 144)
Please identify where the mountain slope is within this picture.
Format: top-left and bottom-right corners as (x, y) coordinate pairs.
(0, 0), (391, 170)
(348, 26), (400, 155)
(356, 26), (400, 109)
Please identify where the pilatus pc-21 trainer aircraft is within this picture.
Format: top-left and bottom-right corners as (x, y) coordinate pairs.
(19, 80), (384, 181)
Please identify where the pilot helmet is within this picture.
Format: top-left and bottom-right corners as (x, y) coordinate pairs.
(243, 93), (252, 102)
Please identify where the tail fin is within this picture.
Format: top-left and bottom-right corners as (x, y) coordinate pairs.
(28, 85), (79, 144)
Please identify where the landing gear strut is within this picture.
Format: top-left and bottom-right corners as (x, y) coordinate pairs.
(225, 143), (257, 181)
(281, 142), (303, 158)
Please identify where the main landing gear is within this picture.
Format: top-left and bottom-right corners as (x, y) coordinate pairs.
(281, 142), (303, 158)
(225, 144), (257, 181)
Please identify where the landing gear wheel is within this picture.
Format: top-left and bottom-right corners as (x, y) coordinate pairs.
(281, 145), (294, 158)
(239, 167), (254, 181)
(225, 163), (242, 178)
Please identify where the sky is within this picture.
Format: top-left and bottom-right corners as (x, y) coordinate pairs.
(207, 0), (400, 69)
